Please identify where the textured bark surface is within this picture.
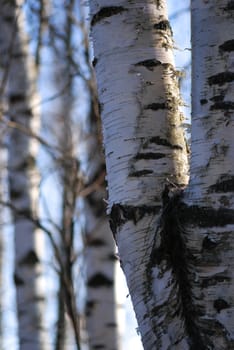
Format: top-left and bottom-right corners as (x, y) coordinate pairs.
(90, 1), (189, 348)
(0, 2), (48, 349)
(180, 1), (234, 348)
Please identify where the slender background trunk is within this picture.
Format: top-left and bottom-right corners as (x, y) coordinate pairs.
(83, 87), (120, 350)
(0, 1), (48, 349)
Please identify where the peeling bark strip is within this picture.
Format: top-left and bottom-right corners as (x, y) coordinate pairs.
(91, 6), (127, 26)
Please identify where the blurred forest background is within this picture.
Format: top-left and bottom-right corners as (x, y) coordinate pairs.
(0, 0), (190, 349)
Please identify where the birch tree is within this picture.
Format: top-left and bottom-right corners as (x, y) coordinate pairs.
(73, 8), (121, 349)
(82, 75), (120, 350)
(89, 0), (234, 349)
(0, 1), (48, 349)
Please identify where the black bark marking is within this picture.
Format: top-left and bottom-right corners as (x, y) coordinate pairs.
(200, 99), (208, 105)
(87, 273), (113, 288)
(9, 188), (22, 200)
(19, 250), (39, 265)
(210, 95), (224, 102)
(98, 102), (103, 114)
(88, 239), (106, 247)
(92, 57), (98, 67)
(85, 300), (95, 317)
(129, 169), (153, 177)
(202, 236), (218, 250)
(109, 203), (160, 235)
(148, 189), (207, 349)
(145, 103), (166, 110)
(108, 253), (118, 261)
(3, 15), (14, 23)
(14, 273), (24, 286)
(106, 322), (117, 328)
(93, 345), (105, 349)
(179, 204), (234, 227)
(135, 152), (165, 160)
(146, 136), (183, 150)
(225, 1), (234, 10)
(134, 59), (162, 70)
(209, 176), (234, 193)
(208, 72), (234, 86)
(91, 6), (126, 26)
(201, 274), (231, 288)
(219, 40), (234, 52)
(9, 93), (25, 103)
(214, 298), (229, 313)
(154, 20), (173, 35)
(210, 101), (234, 110)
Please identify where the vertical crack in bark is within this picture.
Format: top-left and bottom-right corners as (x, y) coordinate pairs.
(147, 188), (207, 349)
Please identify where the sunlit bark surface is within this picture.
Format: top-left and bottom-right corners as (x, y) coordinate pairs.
(89, 1), (189, 348)
(180, 1), (234, 349)
(0, 2), (48, 349)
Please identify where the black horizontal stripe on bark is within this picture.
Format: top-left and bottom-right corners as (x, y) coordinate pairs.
(208, 71), (234, 86)
(87, 273), (113, 288)
(134, 59), (162, 70)
(146, 136), (183, 150)
(135, 152), (165, 160)
(210, 101), (234, 110)
(219, 39), (234, 52)
(129, 169), (153, 177)
(178, 203), (234, 227)
(208, 176), (234, 193)
(145, 103), (166, 110)
(91, 6), (127, 26)
(109, 204), (160, 236)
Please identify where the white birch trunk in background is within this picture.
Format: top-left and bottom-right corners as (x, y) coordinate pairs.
(177, 1), (234, 349)
(0, 2), (48, 349)
(83, 95), (120, 350)
(89, 1), (189, 348)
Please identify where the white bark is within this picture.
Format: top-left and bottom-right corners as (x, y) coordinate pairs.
(89, 1), (189, 349)
(0, 2), (48, 349)
(178, 1), (234, 348)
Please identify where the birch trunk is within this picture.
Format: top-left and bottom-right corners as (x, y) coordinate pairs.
(83, 88), (120, 350)
(0, 2), (48, 349)
(89, 1), (189, 348)
(177, 2), (234, 348)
